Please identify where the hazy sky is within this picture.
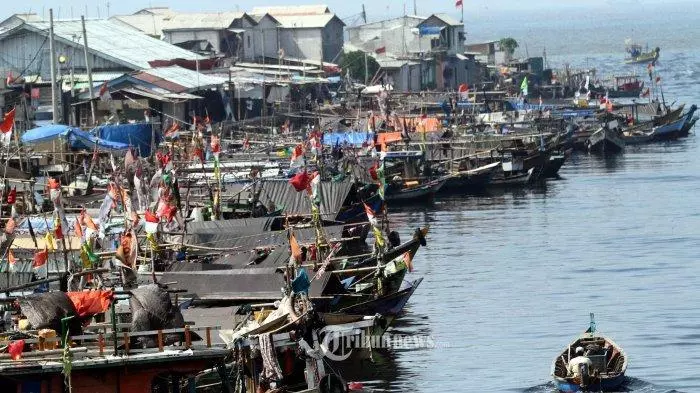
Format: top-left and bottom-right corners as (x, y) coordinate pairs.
(2, 0), (685, 23)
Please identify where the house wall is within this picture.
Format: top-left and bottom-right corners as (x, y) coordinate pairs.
(0, 29), (127, 79)
(251, 17), (280, 59)
(321, 19), (344, 63)
(164, 30), (222, 53)
(279, 28), (323, 62)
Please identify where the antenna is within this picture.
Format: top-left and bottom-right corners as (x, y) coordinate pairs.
(414, 0), (417, 15)
(362, 4), (367, 23)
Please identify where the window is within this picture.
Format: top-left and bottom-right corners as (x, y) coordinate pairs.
(247, 35), (251, 48)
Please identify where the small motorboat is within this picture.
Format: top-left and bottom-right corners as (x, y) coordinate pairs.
(552, 314), (628, 392)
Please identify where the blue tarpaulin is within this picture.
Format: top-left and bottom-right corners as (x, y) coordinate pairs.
(70, 129), (130, 152)
(323, 132), (373, 146)
(96, 123), (160, 157)
(21, 125), (75, 144)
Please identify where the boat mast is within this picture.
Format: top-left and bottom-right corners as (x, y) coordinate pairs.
(81, 15), (97, 126)
(48, 9), (59, 124)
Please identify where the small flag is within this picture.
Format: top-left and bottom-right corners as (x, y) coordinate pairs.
(456, 0), (463, 8)
(8, 340), (24, 360)
(4, 217), (15, 235)
(364, 203), (378, 227)
(375, 47), (386, 55)
(655, 76), (661, 85)
(458, 83), (469, 100)
(0, 107), (15, 144)
(8, 249), (16, 272)
(144, 210), (159, 234)
(289, 171), (310, 192)
(33, 247), (48, 278)
(520, 77), (529, 96)
(289, 231), (302, 262)
(74, 220), (83, 239)
(403, 251), (413, 272)
(98, 81), (111, 101)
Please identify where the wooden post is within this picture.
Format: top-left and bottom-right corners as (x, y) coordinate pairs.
(123, 332), (129, 353)
(157, 329), (164, 352)
(205, 327), (211, 348)
(184, 325), (191, 349)
(98, 332), (104, 355)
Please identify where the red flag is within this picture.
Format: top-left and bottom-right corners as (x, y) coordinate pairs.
(369, 164), (378, 181)
(655, 76), (661, 84)
(456, 0), (463, 8)
(33, 247), (48, 268)
(8, 340), (24, 360)
(289, 171), (310, 192)
(6, 186), (16, 204)
(0, 108), (16, 134)
(54, 221), (64, 240)
(374, 47), (386, 55)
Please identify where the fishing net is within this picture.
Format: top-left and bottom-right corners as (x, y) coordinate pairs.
(129, 284), (187, 348)
(17, 292), (82, 334)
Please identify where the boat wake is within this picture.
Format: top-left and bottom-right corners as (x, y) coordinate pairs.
(522, 377), (685, 393)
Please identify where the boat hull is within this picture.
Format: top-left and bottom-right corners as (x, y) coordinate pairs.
(587, 128), (625, 154)
(385, 179), (445, 202)
(554, 372), (626, 392)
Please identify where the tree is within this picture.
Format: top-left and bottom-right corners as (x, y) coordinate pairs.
(340, 51), (380, 83)
(499, 37), (519, 57)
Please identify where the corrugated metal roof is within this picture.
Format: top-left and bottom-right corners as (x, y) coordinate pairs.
(251, 5), (330, 16)
(161, 12), (248, 31)
(245, 179), (353, 220)
(110, 14), (168, 36)
(24, 19), (204, 70)
(134, 66), (228, 92)
(424, 13), (463, 27)
(273, 14), (341, 29)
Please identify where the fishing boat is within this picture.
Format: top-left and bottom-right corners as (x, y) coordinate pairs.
(604, 76), (644, 98)
(440, 162), (500, 193)
(624, 41), (660, 65)
(541, 149), (572, 178)
(552, 314), (628, 392)
(652, 104), (697, 141)
(381, 151), (445, 202)
(587, 122), (625, 154)
(384, 178), (445, 202)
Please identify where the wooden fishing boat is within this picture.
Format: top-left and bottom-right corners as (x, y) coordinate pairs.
(541, 149), (571, 178)
(384, 178), (445, 202)
(489, 167), (534, 187)
(551, 314), (628, 392)
(440, 162), (500, 193)
(651, 104), (697, 141)
(587, 123), (625, 154)
(624, 42), (659, 65)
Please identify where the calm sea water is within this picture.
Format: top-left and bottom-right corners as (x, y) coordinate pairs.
(345, 5), (700, 393)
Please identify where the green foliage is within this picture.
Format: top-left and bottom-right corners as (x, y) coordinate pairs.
(499, 37), (519, 56)
(341, 51), (380, 82)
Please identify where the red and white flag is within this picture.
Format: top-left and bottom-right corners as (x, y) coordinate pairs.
(364, 203), (378, 227)
(0, 107), (15, 144)
(99, 81), (111, 101)
(33, 247), (49, 278)
(456, 0), (463, 8)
